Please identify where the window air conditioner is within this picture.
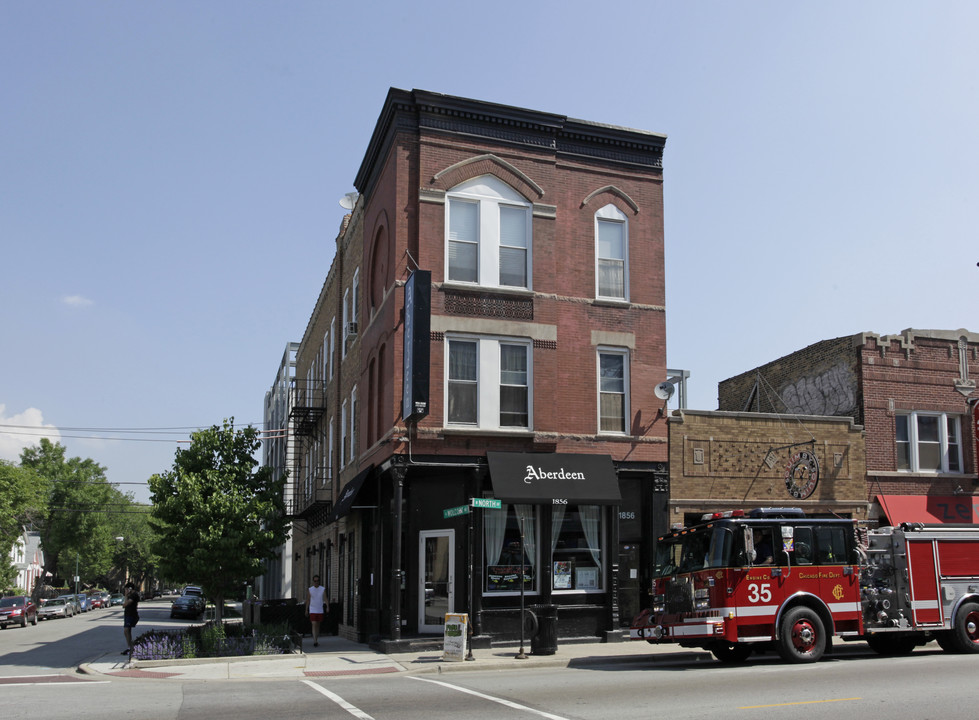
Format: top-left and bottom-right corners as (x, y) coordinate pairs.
(346, 322), (358, 337)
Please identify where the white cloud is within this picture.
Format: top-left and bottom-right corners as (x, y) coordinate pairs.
(62, 295), (94, 307)
(0, 405), (62, 463)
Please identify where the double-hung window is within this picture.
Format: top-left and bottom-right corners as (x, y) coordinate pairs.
(595, 204), (628, 300)
(896, 412), (963, 473)
(446, 176), (531, 290)
(598, 349), (629, 434)
(446, 336), (532, 430)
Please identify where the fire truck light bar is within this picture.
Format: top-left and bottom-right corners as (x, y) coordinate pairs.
(700, 510), (746, 521)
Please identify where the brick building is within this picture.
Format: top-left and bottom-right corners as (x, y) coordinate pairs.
(275, 88), (671, 646)
(667, 409), (867, 526)
(718, 328), (979, 526)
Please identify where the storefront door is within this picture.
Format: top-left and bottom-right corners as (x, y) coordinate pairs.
(419, 529), (454, 633)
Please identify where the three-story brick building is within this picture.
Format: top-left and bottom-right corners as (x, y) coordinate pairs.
(275, 88), (673, 646)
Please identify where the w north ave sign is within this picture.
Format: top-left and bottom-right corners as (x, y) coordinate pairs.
(486, 451), (621, 505)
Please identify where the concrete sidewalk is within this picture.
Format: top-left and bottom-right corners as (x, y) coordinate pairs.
(78, 635), (714, 681)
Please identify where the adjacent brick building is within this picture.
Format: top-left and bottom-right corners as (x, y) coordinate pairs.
(667, 409), (867, 525)
(718, 328), (979, 525)
(272, 89), (673, 646)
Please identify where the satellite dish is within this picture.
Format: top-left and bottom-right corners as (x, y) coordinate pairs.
(338, 192), (358, 210)
(654, 381), (675, 401)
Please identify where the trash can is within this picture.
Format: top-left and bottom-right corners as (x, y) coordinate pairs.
(529, 604), (558, 655)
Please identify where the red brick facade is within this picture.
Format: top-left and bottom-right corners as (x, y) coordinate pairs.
(718, 329), (979, 523)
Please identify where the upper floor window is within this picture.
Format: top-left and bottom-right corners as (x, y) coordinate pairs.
(598, 349), (629, 434)
(595, 204), (628, 300)
(446, 336), (532, 430)
(446, 176), (531, 290)
(896, 412), (962, 473)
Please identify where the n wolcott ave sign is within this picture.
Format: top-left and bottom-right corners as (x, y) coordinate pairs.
(486, 451), (621, 505)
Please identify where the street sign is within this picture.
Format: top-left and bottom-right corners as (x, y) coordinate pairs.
(471, 498), (502, 509)
(443, 505), (470, 519)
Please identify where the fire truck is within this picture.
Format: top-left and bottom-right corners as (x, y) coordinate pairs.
(629, 508), (979, 663)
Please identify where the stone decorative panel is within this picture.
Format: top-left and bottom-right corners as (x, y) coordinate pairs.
(443, 290), (534, 320)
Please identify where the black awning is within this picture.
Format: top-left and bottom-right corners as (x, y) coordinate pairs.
(486, 452), (621, 505)
(326, 465), (374, 525)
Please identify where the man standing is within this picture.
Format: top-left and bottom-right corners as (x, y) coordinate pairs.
(122, 581), (140, 656)
(307, 575), (325, 648)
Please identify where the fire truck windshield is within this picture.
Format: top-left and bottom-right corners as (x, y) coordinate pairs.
(652, 525), (735, 578)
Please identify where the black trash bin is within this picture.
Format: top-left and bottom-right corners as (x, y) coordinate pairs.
(529, 604), (558, 655)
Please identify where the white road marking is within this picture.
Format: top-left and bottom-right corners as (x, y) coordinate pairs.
(409, 675), (571, 720)
(301, 679), (375, 719)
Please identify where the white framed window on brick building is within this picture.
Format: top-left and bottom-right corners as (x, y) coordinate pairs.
(598, 348), (629, 434)
(446, 336), (532, 430)
(446, 176), (531, 290)
(896, 411), (963, 473)
(595, 204), (628, 300)
(340, 399), (348, 468)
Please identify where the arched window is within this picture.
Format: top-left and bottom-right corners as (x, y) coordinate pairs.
(595, 204), (628, 300)
(445, 175), (532, 290)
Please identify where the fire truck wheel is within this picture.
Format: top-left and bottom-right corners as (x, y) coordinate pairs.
(709, 642), (752, 663)
(777, 607), (826, 663)
(950, 602), (979, 653)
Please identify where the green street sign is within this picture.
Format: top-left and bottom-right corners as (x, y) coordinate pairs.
(471, 498), (502, 509)
(443, 505), (470, 519)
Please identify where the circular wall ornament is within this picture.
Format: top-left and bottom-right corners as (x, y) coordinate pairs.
(784, 450), (819, 500)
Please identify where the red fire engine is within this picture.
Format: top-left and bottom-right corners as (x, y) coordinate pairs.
(629, 507), (979, 663)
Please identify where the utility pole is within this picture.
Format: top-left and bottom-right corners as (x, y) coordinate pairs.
(74, 553), (79, 596)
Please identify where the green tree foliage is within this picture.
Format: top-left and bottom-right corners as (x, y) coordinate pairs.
(20, 439), (150, 590)
(109, 505), (158, 590)
(149, 420), (288, 621)
(0, 460), (48, 589)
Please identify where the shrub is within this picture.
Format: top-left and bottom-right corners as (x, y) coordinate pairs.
(129, 622), (290, 660)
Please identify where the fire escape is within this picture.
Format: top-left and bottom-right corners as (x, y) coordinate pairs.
(286, 378), (333, 528)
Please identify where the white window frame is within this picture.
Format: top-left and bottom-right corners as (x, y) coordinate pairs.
(445, 176), (532, 290)
(597, 348), (630, 435)
(445, 335), (533, 430)
(342, 289), (351, 359)
(329, 318), (336, 379)
(595, 204), (628, 301)
(349, 385), (357, 464)
(340, 399), (348, 469)
(896, 411), (963, 473)
(328, 418), (335, 480)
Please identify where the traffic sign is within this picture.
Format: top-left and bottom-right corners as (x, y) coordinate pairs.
(443, 505), (470, 519)
(471, 498), (502, 509)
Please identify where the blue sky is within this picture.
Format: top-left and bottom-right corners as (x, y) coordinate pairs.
(2, 2), (977, 504)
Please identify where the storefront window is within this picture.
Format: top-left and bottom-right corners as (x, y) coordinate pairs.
(484, 504), (537, 594)
(551, 505), (603, 591)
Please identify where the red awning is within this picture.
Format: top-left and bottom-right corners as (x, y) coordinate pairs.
(876, 494), (979, 525)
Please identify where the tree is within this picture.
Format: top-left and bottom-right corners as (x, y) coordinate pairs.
(0, 461), (48, 590)
(20, 439), (120, 587)
(149, 419), (288, 621)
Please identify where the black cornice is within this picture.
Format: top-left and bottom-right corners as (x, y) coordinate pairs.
(353, 88), (667, 198)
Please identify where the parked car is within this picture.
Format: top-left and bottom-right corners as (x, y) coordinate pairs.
(109, 593), (124, 607)
(74, 593), (90, 612)
(0, 596), (38, 628)
(37, 597), (73, 620)
(88, 593), (103, 609)
(57, 594), (81, 614)
(170, 594), (203, 619)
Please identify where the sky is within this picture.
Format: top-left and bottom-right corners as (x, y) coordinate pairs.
(2, 1), (977, 504)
